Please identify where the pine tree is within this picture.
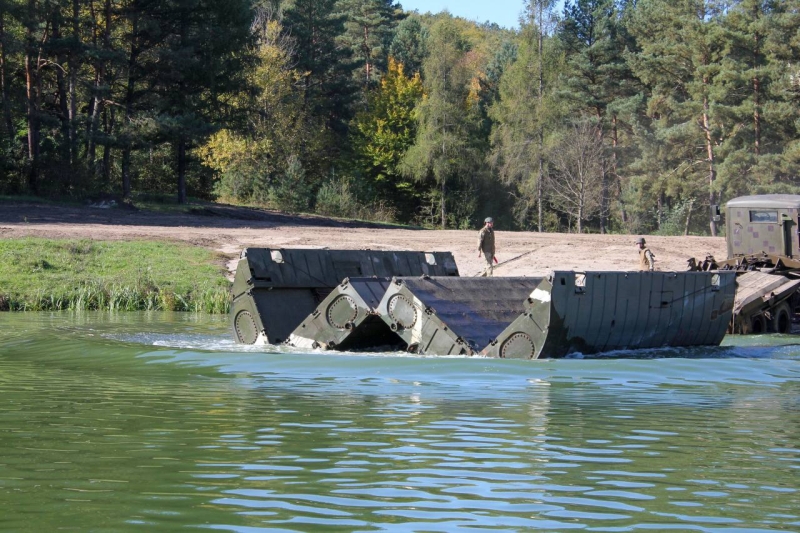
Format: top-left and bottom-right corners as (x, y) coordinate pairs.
(148, 0), (255, 204)
(489, 13), (561, 230)
(336, 0), (400, 89)
(559, 0), (637, 232)
(389, 14), (427, 76)
(285, 0), (356, 138)
(402, 17), (483, 229)
(627, 0), (729, 235)
(717, 0), (800, 196)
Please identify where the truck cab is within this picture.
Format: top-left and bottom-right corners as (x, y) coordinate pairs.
(718, 195), (800, 334)
(725, 194), (800, 259)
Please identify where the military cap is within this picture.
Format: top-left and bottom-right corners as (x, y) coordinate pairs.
(484, 217), (494, 223)
(635, 237), (646, 245)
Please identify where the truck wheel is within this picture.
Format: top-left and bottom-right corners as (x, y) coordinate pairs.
(770, 302), (792, 334)
(750, 314), (766, 334)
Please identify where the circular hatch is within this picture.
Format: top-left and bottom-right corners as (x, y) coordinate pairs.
(500, 332), (535, 359)
(234, 310), (259, 344)
(327, 295), (358, 330)
(387, 295), (418, 329)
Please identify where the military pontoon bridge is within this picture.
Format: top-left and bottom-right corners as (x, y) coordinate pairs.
(231, 248), (737, 358)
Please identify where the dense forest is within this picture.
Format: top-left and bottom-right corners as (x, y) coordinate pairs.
(0, 0), (798, 234)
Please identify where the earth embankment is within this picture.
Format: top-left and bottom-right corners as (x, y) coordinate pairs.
(0, 201), (727, 278)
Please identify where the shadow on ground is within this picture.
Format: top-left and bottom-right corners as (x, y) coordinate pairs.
(0, 200), (421, 231)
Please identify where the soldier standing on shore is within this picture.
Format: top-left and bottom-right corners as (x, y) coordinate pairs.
(636, 237), (655, 271)
(478, 217), (498, 276)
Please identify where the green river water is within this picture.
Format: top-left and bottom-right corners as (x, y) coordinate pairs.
(0, 312), (798, 532)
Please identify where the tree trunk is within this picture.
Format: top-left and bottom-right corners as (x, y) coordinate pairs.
(121, 14), (139, 200)
(25, 0), (39, 193)
(101, 105), (114, 185)
(441, 113), (447, 229)
(537, 0), (544, 233)
(702, 91), (718, 237)
(121, 148), (132, 199)
(87, 74), (101, 177)
(87, 0), (111, 180)
(752, 2), (761, 157)
(596, 121), (607, 234)
(68, 0), (79, 166)
(177, 138), (187, 204)
(612, 115), (627, 224)
(440, 175), (446, 230)
(684, 199), (694, 236)
(0, 11), (14, 142)
(364, 25), (370, 86)
(53, 11), (72, 189)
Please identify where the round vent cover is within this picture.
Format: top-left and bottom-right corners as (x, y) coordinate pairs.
(234, 310), (259, 344)
(388, 295), (417, 329)
(327, 295), (358, 330)
(500, 332), (535, 359)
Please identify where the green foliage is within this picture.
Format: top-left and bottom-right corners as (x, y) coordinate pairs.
(351, 58), (423, 219)
(402, 17), (485, 229)
(489, 14), (564, 231)
(284, 0), (357, 137)
(389, 14), (428, 75)
(1, 0), (798, 235)
(198, 15), (325, 211)
(650, 198), (699, 236)
(268, 156), (315, 213)
(337, 0), (402, 88)
(0, 238), (230, 313)
(315, 177), (397, 223)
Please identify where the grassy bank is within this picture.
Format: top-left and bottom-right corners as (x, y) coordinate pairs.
(0, 238), (231, 313)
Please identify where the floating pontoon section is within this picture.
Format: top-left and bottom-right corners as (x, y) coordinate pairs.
(231, 248), (459, 344)
(483, 271), (737, 359)
(286, 278), (400, 351)
(377, 277), (544, 355)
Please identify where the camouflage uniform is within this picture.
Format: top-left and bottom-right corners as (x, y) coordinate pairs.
(639, 247), (655, 271)
(478, 226), (496, 277)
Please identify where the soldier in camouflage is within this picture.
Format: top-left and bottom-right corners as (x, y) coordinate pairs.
(478, 217), (497, 277)
(636, 237), (655, 271)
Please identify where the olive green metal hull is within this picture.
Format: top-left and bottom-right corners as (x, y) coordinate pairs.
(230, 249), (741, 357)
(286, 278), (401, 351)
(231, 248), (459, 345)
(482, 271), (737, 359)
(377, 277), (544, 355)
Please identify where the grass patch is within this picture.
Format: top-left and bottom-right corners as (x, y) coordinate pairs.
(0, 238), (231, 313)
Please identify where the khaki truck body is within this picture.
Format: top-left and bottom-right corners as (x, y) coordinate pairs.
(714, 195), (800, 334)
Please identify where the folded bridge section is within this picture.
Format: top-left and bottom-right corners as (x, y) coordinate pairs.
(230, 248), (459, 345)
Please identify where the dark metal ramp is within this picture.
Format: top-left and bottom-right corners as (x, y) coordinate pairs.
(287, 278), (401, 351)
(230, 248), (459, 345)
(377, 277), (543, 355)
(483, 271), (737, 359)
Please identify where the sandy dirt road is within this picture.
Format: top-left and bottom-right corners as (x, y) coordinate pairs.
(0, 202), (727, 278)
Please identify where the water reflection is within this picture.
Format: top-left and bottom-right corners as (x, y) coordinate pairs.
(0, 312), (798, 532)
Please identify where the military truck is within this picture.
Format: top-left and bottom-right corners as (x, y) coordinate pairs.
(703, 195), (800, 334)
